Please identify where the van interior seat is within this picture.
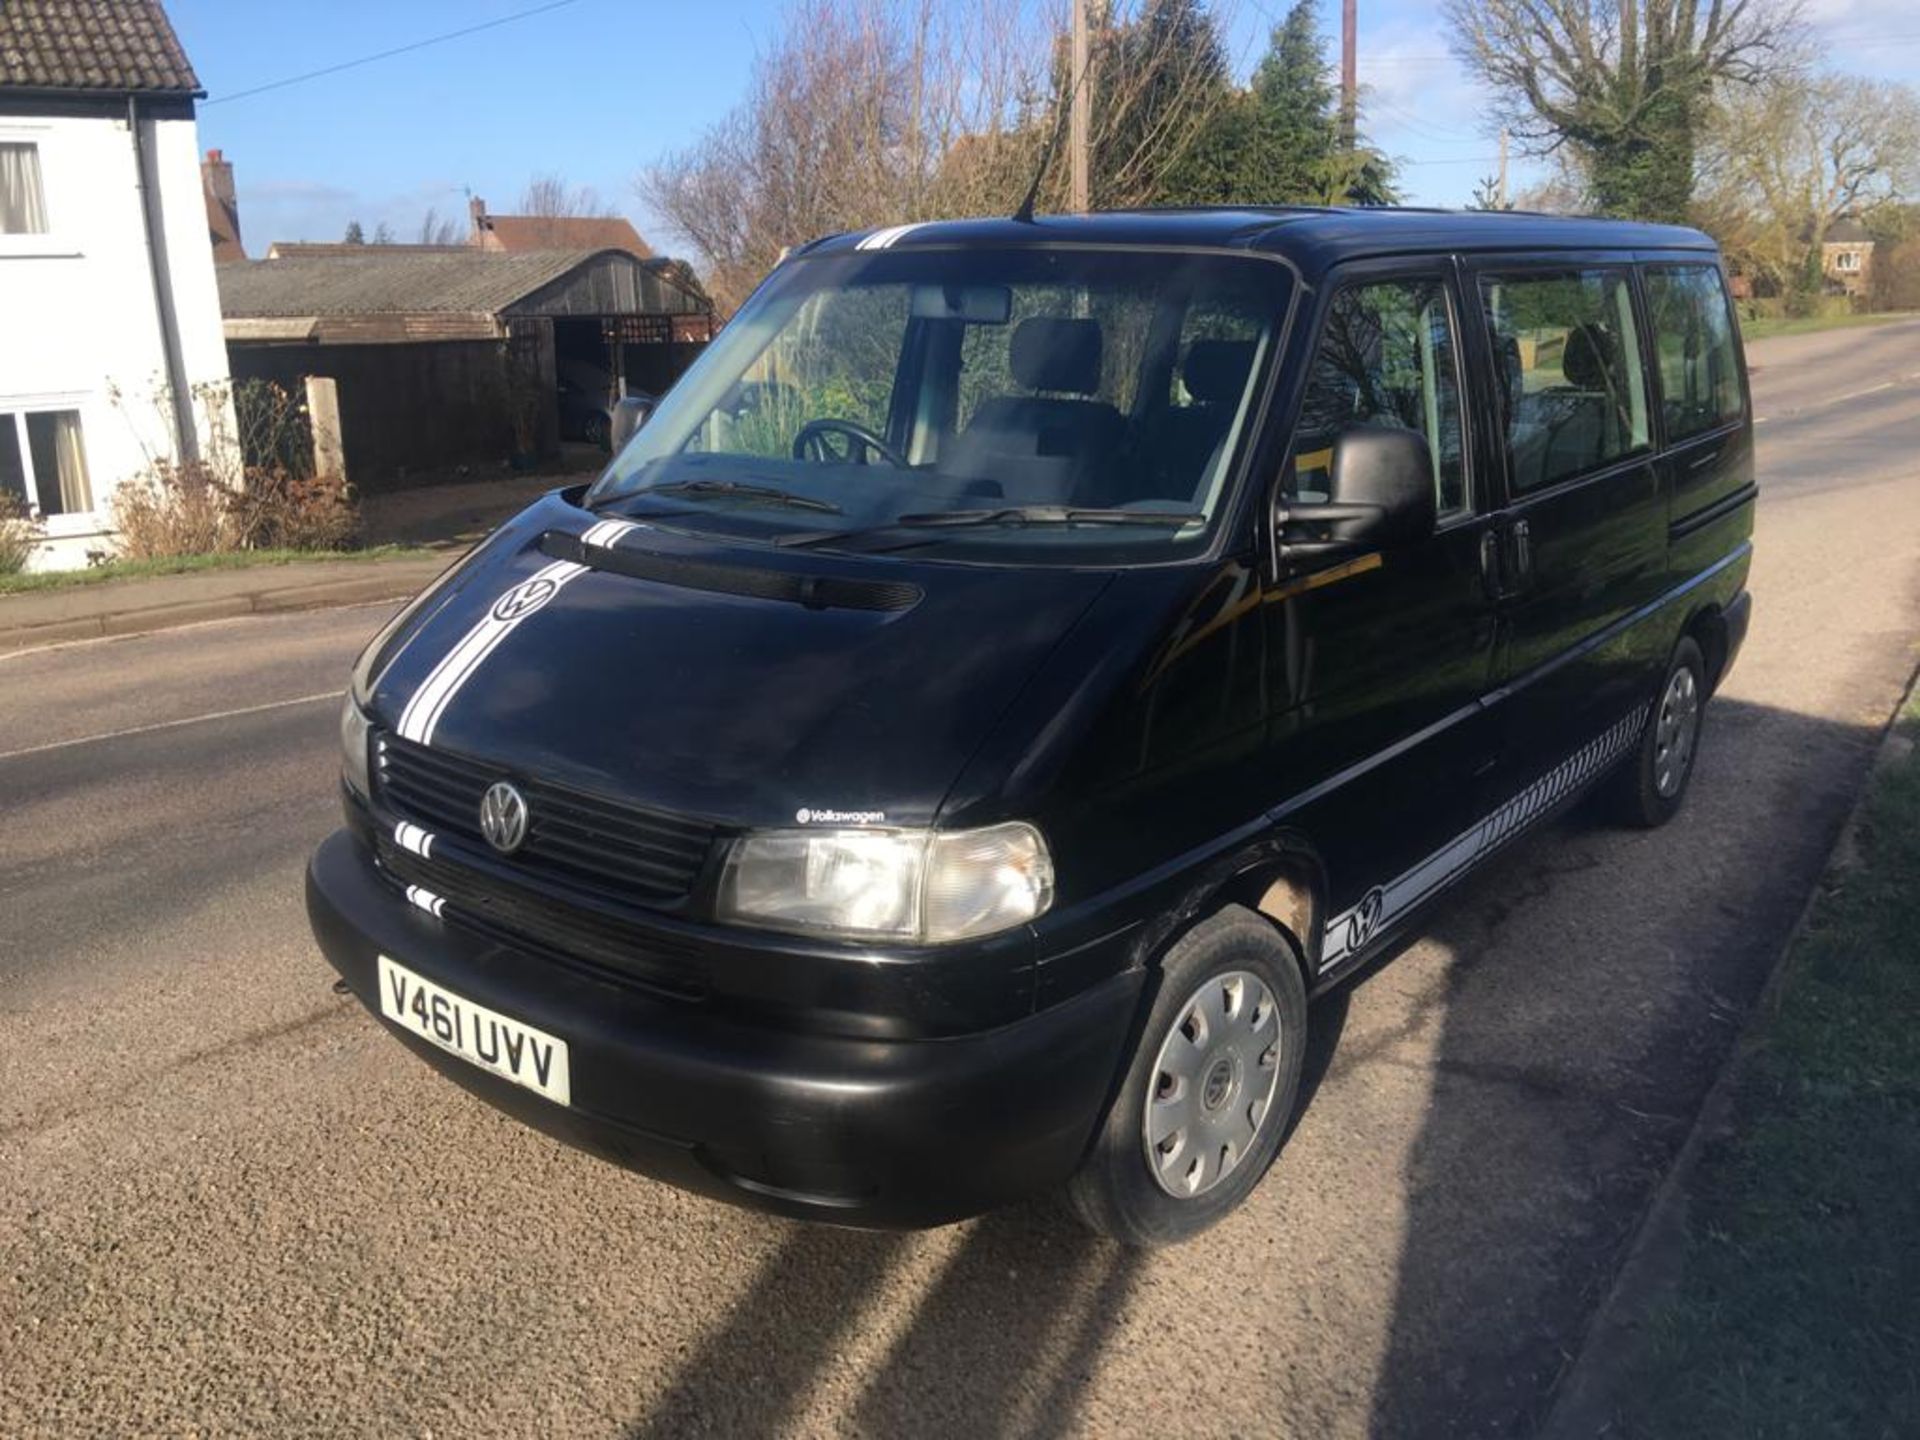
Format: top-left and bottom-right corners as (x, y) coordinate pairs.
(1123, 339), (1256, 506)
(1506, 324), (1628, 489)
(942, 317), (1124, 504)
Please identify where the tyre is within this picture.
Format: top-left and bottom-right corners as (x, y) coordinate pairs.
(1067, 905), (1308, 1247)
(1615, 635), (1707, 828)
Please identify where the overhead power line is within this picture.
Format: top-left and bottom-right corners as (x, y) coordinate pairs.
(204, 0), (584, 107)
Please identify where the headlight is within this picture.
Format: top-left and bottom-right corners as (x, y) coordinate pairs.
(339, 695), (372, 798)
(718, 822), (1053, 943)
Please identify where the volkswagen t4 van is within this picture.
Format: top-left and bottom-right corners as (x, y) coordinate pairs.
(308, 208), (1754, 1245)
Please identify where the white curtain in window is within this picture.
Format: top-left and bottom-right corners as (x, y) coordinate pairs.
(0, 144), (49, 234)
(50, 412), (91, 514)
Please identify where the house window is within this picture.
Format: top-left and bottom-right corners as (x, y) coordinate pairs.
(0, 410), (93, 516)
(1835, 250), (1860, 273)
(0, 143), (49, 234)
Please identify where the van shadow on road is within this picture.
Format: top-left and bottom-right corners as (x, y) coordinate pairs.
(624, 697), (1878, 1440)
(1358, 697), (1884, 1438)
(625, 1001), (1349, 1439)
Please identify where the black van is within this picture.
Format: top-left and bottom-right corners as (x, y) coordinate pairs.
(309, 208), (1753, 1245)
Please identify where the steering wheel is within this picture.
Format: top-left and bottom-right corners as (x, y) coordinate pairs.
(792, 418), (908, 468)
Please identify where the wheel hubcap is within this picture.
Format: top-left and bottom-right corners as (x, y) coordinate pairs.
(1143, 970), (1283, 1199)
(1654, 665), (1700, 798)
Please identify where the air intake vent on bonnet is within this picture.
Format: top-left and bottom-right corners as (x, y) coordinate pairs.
(540, 530), (921, 613)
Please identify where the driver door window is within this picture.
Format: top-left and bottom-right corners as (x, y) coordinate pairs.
(691, 284), (908, 457)
(1290, 277), (1468, 515)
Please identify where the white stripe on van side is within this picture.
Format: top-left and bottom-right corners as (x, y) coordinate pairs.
(1317, 703), (1650, 971)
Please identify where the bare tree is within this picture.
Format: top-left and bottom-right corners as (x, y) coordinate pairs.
(1444, 0), (1804, 222)
(637, 0), (1240, 313)
(519, 173), (619, 219)
(417, 206), (460, 245)
(1699, 73), (1920, 297)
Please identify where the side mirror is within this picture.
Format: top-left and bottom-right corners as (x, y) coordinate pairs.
(1274, 425), (1438, 568)
(610, 395), (655, 452)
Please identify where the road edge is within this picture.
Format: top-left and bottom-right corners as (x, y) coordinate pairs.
(0, 570), (431, 654)
(1539, 652), (1920, 1437)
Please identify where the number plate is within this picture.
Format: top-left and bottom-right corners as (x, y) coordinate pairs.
(377, 956), (571, 1107)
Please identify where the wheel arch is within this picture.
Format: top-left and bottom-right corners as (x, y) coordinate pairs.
(1680, 601), (1730, 692)
(1132, 831), (1328, 990)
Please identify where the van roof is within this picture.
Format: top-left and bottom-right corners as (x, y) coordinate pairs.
(805, 207), (1717, 277)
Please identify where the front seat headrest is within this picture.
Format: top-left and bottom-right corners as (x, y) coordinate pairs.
(1182, 340), (1255, 405)
(1009, 317), (1103, 395)
(1562, 323), (1619, 391)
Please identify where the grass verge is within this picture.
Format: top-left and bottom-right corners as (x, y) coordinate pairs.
(0, 545), (428, 596)
(1613, 683), (1920, 1438)
(1740, 310), (1916, 342)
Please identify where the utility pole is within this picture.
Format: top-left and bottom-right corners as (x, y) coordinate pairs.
(1497, 127), (1509, 208)
(1340, 0), (1357, 147)
(1069, 0), (1090, 213)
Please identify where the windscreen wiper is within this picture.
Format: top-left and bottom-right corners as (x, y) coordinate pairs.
(776, 505), (1206, 551)
(630, 478), (843, 514)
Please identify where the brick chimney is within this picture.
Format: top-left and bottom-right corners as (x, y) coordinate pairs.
(469, 194), (492, 249)
(202, 149), (244, 262)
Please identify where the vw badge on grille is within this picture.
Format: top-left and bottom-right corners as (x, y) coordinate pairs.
(479, 781), (530, 854)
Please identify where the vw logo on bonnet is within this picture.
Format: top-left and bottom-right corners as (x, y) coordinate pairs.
(478, 781), (531, 854)
(492, 576), (559, 622)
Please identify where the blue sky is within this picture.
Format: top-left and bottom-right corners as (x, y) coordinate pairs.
(170, 0), (1920, 258)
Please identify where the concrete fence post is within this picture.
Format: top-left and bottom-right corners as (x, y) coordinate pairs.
(306, 376), (346, 482)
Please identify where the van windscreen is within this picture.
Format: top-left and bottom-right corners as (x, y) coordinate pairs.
(589, 247), (1292, 562)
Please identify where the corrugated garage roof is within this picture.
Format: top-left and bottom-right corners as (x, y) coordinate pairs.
(217, 249), (604, 319)
(0, 0), (201, 95)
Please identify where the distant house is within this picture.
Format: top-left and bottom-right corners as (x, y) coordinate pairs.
(0, 0), (232, 570)
(467, 197), (653, 259)
(1821, 217), (1874, 298)
(219, 247), (714, 483)
(202, 147), (242, 262)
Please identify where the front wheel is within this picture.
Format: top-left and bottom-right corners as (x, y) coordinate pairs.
(1067, 905), (1308, 1247)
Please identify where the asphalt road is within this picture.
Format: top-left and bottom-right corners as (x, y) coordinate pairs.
(4, 322), (1918, 1437)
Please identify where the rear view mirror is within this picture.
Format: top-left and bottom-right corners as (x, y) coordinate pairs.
(610, 395), (655, 452)
(1275, 426), (1437, 568)
(910, 283), (1012, 324)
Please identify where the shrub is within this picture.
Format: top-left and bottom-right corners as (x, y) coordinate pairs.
(110, 461), (234, 559)
(0, 492), (42, 574)
(110, 461), (360, 560)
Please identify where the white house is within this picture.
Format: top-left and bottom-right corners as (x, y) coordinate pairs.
(0, 0), (231, 570)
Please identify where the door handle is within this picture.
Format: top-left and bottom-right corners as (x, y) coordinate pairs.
(1510, 519), (1533, 585)
(1686, 449), (1723, 472)
(1479, 529), (1504, 599)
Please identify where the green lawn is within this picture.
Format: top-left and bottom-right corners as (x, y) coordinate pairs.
(0, 544), (427, 596)
(1739, 310), (1917, 342)
(1613, 684), (1920, 1438)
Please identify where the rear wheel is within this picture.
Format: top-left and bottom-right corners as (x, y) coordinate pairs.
(1067, 905), (1307, 1247)
(1615, 635), (1707, 828)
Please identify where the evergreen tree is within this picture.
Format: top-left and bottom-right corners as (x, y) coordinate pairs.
(342, 220), (365, 245)
(1228, 2), (1399, 206)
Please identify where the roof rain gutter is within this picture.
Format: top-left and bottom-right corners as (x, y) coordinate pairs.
(128, 94), (198, 462)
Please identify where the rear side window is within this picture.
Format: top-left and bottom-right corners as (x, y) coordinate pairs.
(1645, 265), (1743, 441)
(1482, 271), (1650, 493)
(1291, 277), (1468, 514)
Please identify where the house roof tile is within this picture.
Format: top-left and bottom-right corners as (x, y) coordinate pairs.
(0, 0), (200, 96)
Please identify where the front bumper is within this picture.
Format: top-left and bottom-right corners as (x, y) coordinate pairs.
(306, 829), (1143, 1227)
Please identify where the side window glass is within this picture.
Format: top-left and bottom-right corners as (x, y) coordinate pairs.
(1291, 277), (1467, 514)
(1645, 265), (1743, 441)
(1481, 270), (1651, 493)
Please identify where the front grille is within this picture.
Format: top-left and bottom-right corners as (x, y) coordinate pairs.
(375, 733), (716, 904)
(377, 838), (708, 1001)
